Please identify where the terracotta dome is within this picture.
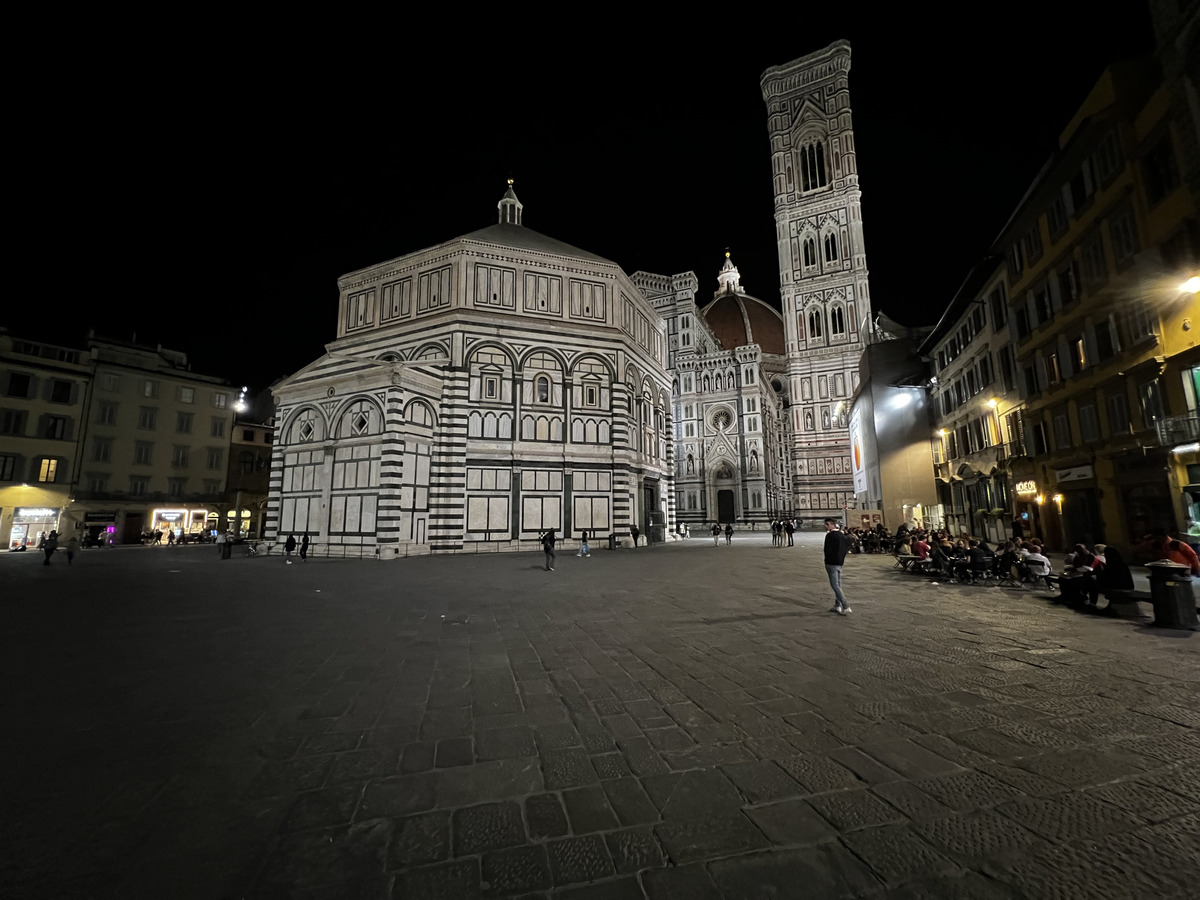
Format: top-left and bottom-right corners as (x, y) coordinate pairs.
(702, 291), (786, 355)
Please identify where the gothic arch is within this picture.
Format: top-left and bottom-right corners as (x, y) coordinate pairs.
(412, 341), (450, 361)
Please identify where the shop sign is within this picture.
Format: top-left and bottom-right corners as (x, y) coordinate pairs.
(83, 511), (117, 522)
(159, 512), (183, 522)
(1055, 465), (1094, 483)
(16, 507), (59, 518)
(1014, 480), (1038, 495)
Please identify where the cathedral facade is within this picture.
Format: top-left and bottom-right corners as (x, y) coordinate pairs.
(265, 40), (873, 553)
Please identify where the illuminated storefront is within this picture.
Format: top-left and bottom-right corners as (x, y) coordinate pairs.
(150, 508), (210, 539)
(9, 507), (61, 550)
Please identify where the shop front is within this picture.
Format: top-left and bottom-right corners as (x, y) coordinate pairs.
(150, 508), (211, 542)
(82, 511), (118, 548)
(9, 507), (61, 550)
(1055, 465), (1105, 550)
(1013, 479), (1041, 541)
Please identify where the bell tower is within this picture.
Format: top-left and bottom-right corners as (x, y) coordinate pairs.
(761, 40), (873, 518)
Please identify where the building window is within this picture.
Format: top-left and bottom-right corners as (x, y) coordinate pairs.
(37, 458), (58, 482)
(988, 285), (1007, 329)
(1074, 338), (1087, 371)
(213, 393), (228, 409)
(179, 387), (194, 404)
(171, 446), (189, 467)
(583, 383), (599, 408)
(830, 306), (845, 336)
(0, 454), (15, 480)
(1047, 352), (1062, 385)
(92, 437), (112, 462)
(129, 476), (149, 496)
(484, 376), (499, 400)
(97, 402), (117, 425)
(176, 412), (193, 434)
(823, 233), (838, 263)
(1107, 392), (1131, 434)
(1108, 208), (1138, 265)
(45, 416), (68, 439)
(1023, 226), (1043, 265)
(1139, 379), (1166, 424)
(211, 417), (226, 438)
(1079, 404), (1100, 443)
(803, 237), (817, 267)
(798, 140), (827, 191)
(6, 372), (32, 397)
(87, 475), (107, 493)
(134, 441), (154, 465)
(1054, 414), (1072, 450)
(167, 477), (186, 498)
(536, 375), (550, 403)
(808, 309), (823, 339)
(50, 380), (72, 403)
(143, 380), (160, 399)
(203, 479), (221, 494)
(138, 407), (158, 430)
(1095, 318), (1117, 361)
(242, 429), (255, 442)
(207, 448), (223, 470)
(1047, 195), (1068, 239)
(1080, 235), (1107, 288)
(100, 373), (119, 392)
(1142, 135), (1179, 205)
(1, 409), (27, 435)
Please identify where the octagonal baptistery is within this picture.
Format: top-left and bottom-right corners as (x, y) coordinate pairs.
(267, 184), (675, 557)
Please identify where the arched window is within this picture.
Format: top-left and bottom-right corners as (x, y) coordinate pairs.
(536, 375), (550, 403)
(830, 306), (845, 336)
(808, 310), (823, 339)
(824, 233), (838, 263)
(803, 237), (816, 267)
(799, 141), (828, 191)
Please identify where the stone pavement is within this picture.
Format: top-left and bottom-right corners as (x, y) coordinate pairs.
(2, 533), (1199, 899)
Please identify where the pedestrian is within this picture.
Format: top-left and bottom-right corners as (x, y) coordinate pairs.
(299, 534), (309, 561)
(724, 523), (733, 545)
(285, 534), (297, 564)
(167, 529), (176, 547)
(785, 519), (795, 547)
(577, 529), (591, 557)
(42, 530), (59, 566)
(630, 524), (640, 547)
(824, 517), (852, 614)
(772, 520), (781, 547)
(541, 528), (557, 571)
(66, 535), (78, 565)
(216, 530), (227, 558)
(711, 523), (721, 546)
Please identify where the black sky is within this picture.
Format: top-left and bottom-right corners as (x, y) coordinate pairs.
(9, 5), (1156, 392)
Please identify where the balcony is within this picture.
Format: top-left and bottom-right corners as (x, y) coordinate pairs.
(1155, 413), (1200, 447)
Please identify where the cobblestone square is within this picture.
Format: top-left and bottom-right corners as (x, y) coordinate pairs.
(3, 533), (1198, 898)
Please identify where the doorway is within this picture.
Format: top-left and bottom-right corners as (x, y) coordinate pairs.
(718, 490), (735, 523)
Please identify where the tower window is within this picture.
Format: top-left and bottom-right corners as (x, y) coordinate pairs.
(808, 310), (823, 339)
(799, 141), (828, 192)
(824, 233), (838, 263)
(830, 306), (845, 336)
(803, 237), (816, 267)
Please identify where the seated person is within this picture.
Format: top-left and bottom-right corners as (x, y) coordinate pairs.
(963, 539), (991, 582)
(1022, 544), (1052, 582)
(912, 536), (930, 561)
(1059, 544), (1100, 604)
(1088, 544), (1133, 606)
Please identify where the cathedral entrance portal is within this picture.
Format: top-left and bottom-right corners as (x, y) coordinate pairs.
(717, 490), (735, 523)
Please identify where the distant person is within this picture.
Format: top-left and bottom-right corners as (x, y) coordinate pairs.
(724, 523), (733, 545)
(711, 523), (721, 546)
(630, 524), (640, 547)
(42, 530), (58, 566)
(785, 520), (795, 547)
(216, 530), (227, 559)
(285, 534), (297, 564)
(823, 518), (852, 614)
(1088, 545), (1133, 606)
(66, 535), (78, 565)
(300, 534), (309, 561)
(166, 530), (176, 546)
(541, 528), (557, 571)
(577, 529), (591, 558)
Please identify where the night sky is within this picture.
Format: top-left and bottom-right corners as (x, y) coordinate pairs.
(10, 6), (1156, 393)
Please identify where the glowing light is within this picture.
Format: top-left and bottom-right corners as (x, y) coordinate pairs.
(986, 398), (998, 408)
(938, 428), (948, 436)
(1182, 276), (1200, 294)
(1173, 443), (1200, 455)
(1036, 494), (1045, 505)
(892, 392), (913, 409)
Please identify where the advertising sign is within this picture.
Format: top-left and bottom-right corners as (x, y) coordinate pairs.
(849, 409), (867, 495)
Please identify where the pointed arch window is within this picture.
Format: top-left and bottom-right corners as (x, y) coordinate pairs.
(808, 309), (823, 339)
(830, 305), (845, 336)
(799, 141), (828, 192)
(824, 233), (838, 263)
(803, 237), (816, 267)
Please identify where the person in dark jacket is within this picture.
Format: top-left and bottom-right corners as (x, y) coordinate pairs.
(541, 529), (557, 571)
(823, 518), (852, 614)
(1087, 545), (1133, 606)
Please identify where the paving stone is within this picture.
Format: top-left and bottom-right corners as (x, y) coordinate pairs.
(783, 729), (845, 753)
(525, 793), (569, 839)
(776, 753), (863, 793)
(881, 870), (1022, 899)
(986, 838), (1181, 900)
(616, 737), (670, 776)
(546, 835), (614, 886)
(911, 770), (1025, 812)
(481, 844), (552, 895)
(641, 770), (743, 819)
(859, 739), (964, 779)
(605, 827), (665, 874)
(827, 747), (904, 785)
(870, 782), (956, 824)
(590, 752), (631, 780)
(807, 788), (906, 831)
(580, 729), (619, 755)
(646, 727), (695, 752)
(534, 723), (583, 752)
(1011, 748), (1149, 788)
(1084, 779), (1200, 822)
(719, 760), (804, 804)
(281, 783), (363, 831)
(389, 810), (450, 869)
(995, 793), (1145, 842)
(640, 863), (724, 900)
(655, 812), (770, 864)
(475, 726), (537, 762)
(841, 824), (961, 886)
(358, 774), (436, 818)
(435, 736), (474, 768)
(437, 758), (543, 806)
(395, 858), (482, 900)
(324, 747), (400, 785)
(401, 741), (437, 774)
(708, 844), (882, 898)
(542, 747), (599, 790)
(256, 819), (393, 893)
(562, 785), (620, 833)
(421, 708), (473, 741)
(744, 798), (839, 845)
(662, 742), (755, 770)
(916, 809), (1042, 864)
(244, 755), (335, 798)
(555, 875), (645, 899)
(974, 761), (1066, 798)
(601, 778), (660, 826)
(453, 801), (526, 855)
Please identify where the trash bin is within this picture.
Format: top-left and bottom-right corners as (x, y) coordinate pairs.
(608, 533), (618, 551)
(1146, 561), (1200, 630)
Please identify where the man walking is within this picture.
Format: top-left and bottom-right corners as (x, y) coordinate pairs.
(824, 517), (852, 614)
(541, 528), (557, 571)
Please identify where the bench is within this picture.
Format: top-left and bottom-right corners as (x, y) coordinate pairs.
(1098, 589), (1152, 618)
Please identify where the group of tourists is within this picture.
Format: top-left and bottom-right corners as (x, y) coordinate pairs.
(770, 518), (799, 547)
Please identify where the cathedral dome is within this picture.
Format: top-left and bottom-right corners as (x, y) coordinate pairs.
(700, 255), (786, 355)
